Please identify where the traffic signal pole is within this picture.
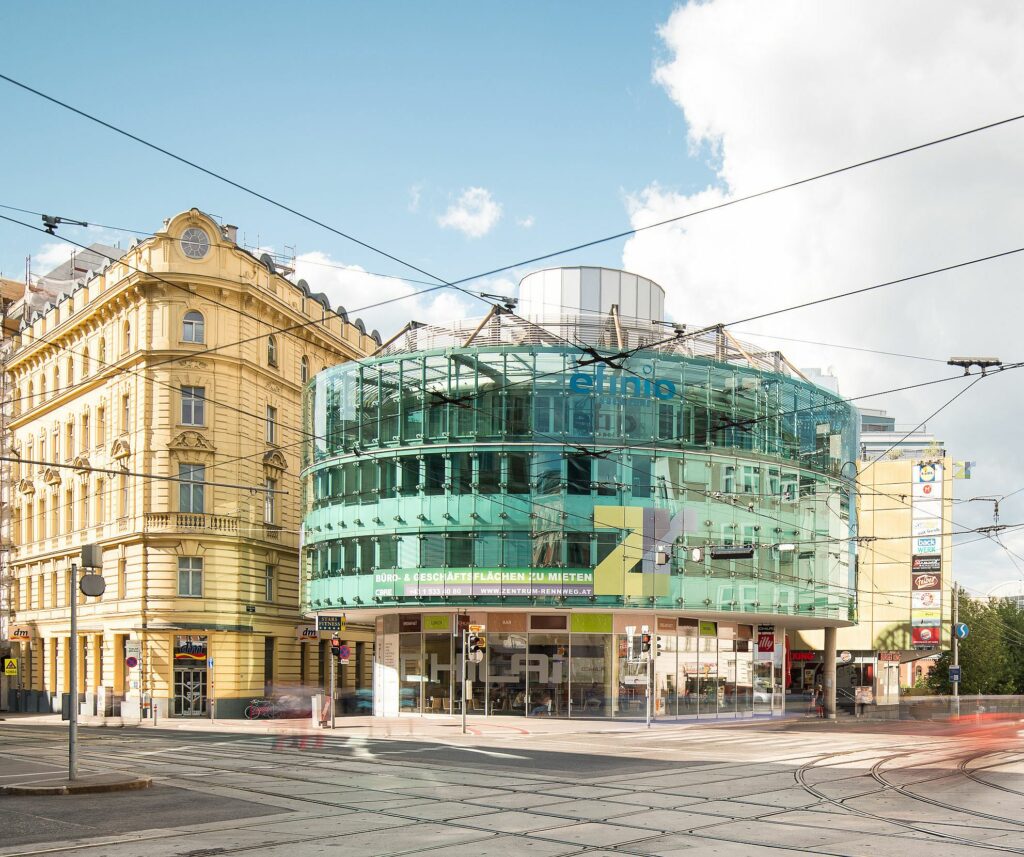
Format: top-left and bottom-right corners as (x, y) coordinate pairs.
(461, 628), (468, 735)
(68, 563), (78, 781)
(952, 584), (959, 718)
(646, 650), (653, 729)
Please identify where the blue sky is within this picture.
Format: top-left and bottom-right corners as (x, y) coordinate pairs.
(4, 1), (1024, 590)
(0, 1), (701, 288)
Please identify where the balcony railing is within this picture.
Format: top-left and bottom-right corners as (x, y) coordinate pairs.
(144, 513), (286, 542)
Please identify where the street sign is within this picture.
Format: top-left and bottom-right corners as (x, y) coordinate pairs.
(949, 665), (962, 683)
(3, 658), (17, 676)
(954, 622), (970, 640)
(125, 656), (139, 669)
(468, 624), (486, 633)
(317, 615), (342, 632)
(244, 605), (256, 614)
(839, 651), (853, 664)
(338, 644), (351, 661)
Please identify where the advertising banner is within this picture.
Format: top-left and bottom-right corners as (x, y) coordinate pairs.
(912, 591), (941, 610)
(757, 624), (775, 652)
(173, 635), (207, 663)
(912, 626), (941, 647)
(376, 568), (594, 597)
(912, 556), (941, 572)
(912, 518), (942, 537)
(912, 571), (942, 591)
(911, 610), (941, 626)
(295, 624), (318, 643)
(913, 463), (943, 486)
(913, 536), (940, 554)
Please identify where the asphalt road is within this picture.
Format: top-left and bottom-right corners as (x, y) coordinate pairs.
(1, 717), (1022, 856)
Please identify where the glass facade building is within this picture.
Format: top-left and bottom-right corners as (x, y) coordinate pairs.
(302, 267), (858, 719)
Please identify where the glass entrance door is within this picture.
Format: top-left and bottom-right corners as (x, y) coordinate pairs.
(173, 669), (207, 717)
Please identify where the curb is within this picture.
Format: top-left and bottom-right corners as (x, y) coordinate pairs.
(1, 776), (152, 796)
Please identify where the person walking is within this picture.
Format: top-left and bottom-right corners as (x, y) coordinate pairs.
(814, 684), (825, 719)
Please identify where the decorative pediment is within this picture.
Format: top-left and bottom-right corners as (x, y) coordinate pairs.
(111, 437), (131, 460)
(263, 449), (288, 472)
(73, 455), (90, 475)
(179, 359), (208, 370)
(168, 430), (216, 453)
(43, 468), (62, 486)
(17, 479), (35, 495)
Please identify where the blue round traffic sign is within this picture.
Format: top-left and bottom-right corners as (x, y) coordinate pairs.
(954, 622), (969, 640)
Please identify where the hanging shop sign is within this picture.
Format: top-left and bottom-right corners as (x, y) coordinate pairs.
(911, 626), (941, 648)
(173, 635), (208, 663)
(296, 624), (318, 643)
(8, 626), (32, 641)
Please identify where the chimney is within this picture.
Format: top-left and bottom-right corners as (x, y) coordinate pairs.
(222, 224), (238, 243)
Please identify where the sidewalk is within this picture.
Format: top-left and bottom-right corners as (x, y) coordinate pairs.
(0, 709), (813, 739)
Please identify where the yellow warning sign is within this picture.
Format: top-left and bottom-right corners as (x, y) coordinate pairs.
(3, 658), (17, 676)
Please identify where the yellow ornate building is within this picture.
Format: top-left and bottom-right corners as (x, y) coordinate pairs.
(4, 209), (375, 718)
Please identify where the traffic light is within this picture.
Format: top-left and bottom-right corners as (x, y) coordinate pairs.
(641, 633), (652, 653)
(656, 635), (664, 656)
(468, 634), (486, 663)
(330, 636), (342, 658)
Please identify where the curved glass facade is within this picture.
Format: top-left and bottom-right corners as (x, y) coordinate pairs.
(302, 346), (858, 620)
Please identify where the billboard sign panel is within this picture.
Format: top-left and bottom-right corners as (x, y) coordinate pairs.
(912, 556), (941, 572)
(912, 518), (942, 537)
(912, 591), (940, 610)
(913, 536), (940, 554)
(912, 572), (942, 591)
(911, 626), (941, 647)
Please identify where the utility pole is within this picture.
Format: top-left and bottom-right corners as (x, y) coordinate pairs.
(68, 562), (78, 781)
(952, 584), (959, 718)
(461, 627), (468, 735)
(646, 648), (653, 729)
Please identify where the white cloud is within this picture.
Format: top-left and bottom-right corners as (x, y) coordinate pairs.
(437, 187), (502, 238)
(517, 215), (535, 229)
(293, 251), (476, 339)
(407, 183), (422, 213)
(625, 0), (1024, 591)
(32, 242), (76, 273)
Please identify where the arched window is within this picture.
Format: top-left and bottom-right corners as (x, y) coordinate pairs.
(98, 337), (106, 365)
(267, 335), (278, 368)
(53, 365), (59, 396)
(182, 310), (205, 343)
(40, 375), (46, 400)
(82, 347), (90, 378)
(300, 355), (309, 384)
(122, 320), (131, 355)
(66, 356), (74, 387)
(27, 381), (33, 409)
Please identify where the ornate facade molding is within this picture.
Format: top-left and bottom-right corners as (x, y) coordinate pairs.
(168, 430), (216, 453)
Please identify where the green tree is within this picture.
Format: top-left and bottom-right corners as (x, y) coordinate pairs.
(927, 590), (1021, 695)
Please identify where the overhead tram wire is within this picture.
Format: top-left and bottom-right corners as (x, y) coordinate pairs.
(440, 111), (1024, 287)
(6, 70), (1024, 335)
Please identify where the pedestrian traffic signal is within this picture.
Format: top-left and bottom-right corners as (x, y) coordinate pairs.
(641, 633), (652, 653)
(468, 634), (486, 663)
(330, 636), (342, 658)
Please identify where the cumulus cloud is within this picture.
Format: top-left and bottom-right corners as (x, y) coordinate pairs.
(517, 215), (535, 229)
(437, 187), (502, 238)
(293, 251), (477, 339)
(407, 183), (422, 213)
(624, 0), (1024, 591)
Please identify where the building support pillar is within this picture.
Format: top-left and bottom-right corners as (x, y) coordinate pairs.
(823, 626), (837, 720)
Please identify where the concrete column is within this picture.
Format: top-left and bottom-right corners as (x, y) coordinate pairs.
(823, 626), (837, 720)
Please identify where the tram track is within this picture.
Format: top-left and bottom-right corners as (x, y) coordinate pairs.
(2, 725), (1023, 857)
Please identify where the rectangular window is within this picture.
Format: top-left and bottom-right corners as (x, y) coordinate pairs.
(265, 405), (277, 444)
(65, 422), (74, 460)
(419, 534), (444, 567)
(379, 459), (397, 499)
(632, 455), (652, 499)
(506, 452), (529, 494)
(117, 558), (126, 599)
(97, 406), (106, 445)
(179, 464), (205, 513)
(445, 534), (473, 568)
(80, 483), (89, 528)
(476, 452), (499, 494)
(119, 474), (129, 516)
(177, 557), (203, 597)
(94, 479), (104, 524)
(597, 456), (618, 497)
(451, 453), (472, 494)
(122, 394), (130, 432)
(399, 457), (419, 496)
(81, 413), (90, 451)
(180, 386), (206, 426)
(567, 531), (591, 567)
(264, 478), (276, 523)
(264, 564), (274, 602)
(423, 455), (445, 496)
(567, 454), (591, 495)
